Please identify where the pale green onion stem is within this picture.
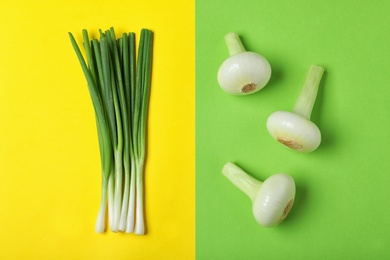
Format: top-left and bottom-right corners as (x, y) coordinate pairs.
(95, 177), (108, 233)
(292, 65), (324, 119)
(108, 170), (115, 228)
(224, 32), (246, 56)
(126, 159), (136, 233)
(134, 160), (145, 235)
(222, 162), (262, 201)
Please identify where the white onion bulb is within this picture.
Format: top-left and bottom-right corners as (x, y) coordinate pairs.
(217, 33), (271, 95)
(267, 111), (321, 153)
(222, 162), (296, 227)
(267, 65), (324, 153)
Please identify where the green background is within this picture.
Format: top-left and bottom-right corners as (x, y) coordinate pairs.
(196, 0), (390, 259)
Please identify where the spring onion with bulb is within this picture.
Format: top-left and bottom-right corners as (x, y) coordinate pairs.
(217, 32), (271, 95)
(267, 65), (324, 153)
(69, 27), (153, 234)
(222, 162), (295, 227)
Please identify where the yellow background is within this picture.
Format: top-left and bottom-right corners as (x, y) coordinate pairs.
(0, 0), (194, 259)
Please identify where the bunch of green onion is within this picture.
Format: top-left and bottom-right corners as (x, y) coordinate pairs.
(68, 27), (153, 235)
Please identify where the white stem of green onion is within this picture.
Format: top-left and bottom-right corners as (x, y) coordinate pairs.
(95, 178), (108, 233)
(108, 170), (115, 228)
(125, 160), (136, 233)
(111, 151), (123, 232)
(134, 160), (145, 235)
(118, 160), (130, 231)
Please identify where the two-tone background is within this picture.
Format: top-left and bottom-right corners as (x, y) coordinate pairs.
(1, 0), (389, 259)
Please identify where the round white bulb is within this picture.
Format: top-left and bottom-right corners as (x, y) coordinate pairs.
(217, 52), (271, 95)
(266, 111), (321, 153)
(252, 173), (296, 227)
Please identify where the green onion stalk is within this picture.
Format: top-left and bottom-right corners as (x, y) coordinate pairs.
(132, 29), (153, 235)
(68, 27), (153, 234)
(118, 32), (135, 232)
